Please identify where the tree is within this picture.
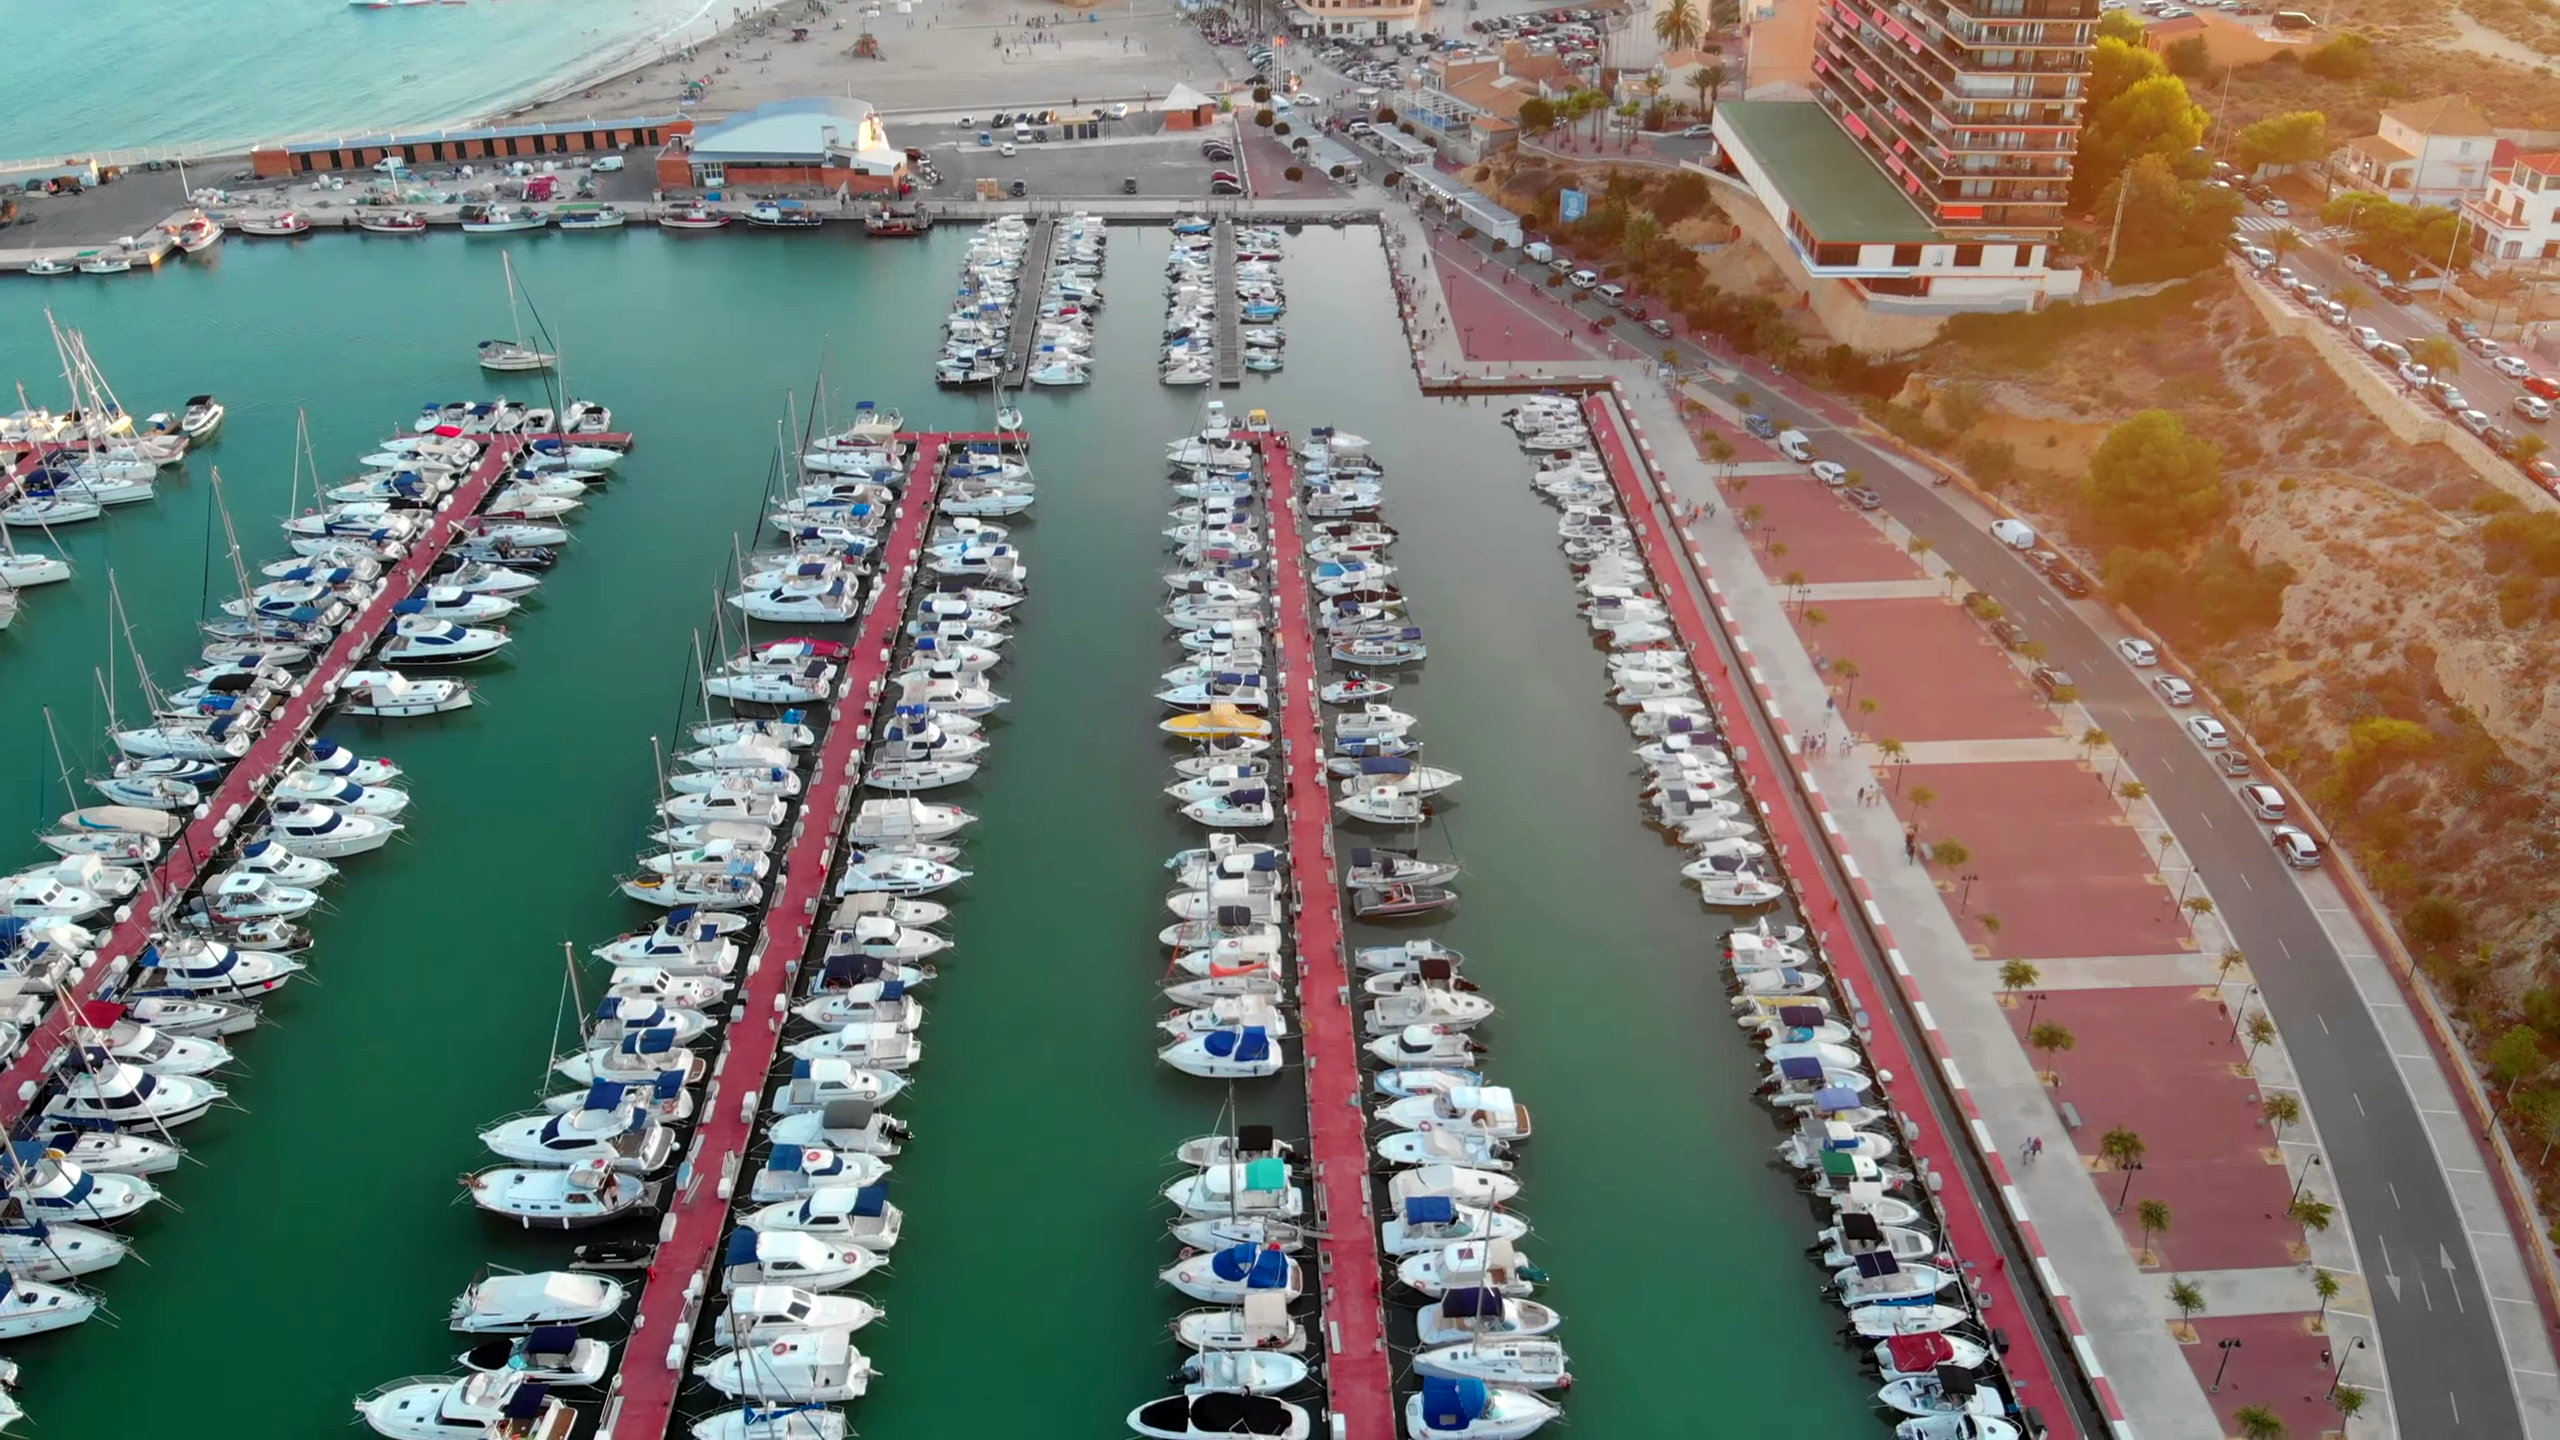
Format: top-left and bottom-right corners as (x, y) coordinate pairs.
(2244, 1011), (2278, 1064)
(2100, 1125), (2147, 1209)
(1518, 96), (1558, 135)
(2136, 1197), (2172, 1263)
(2000, 959), (2041, 996)
(2267, 225), (2302, 262)
(2079, 727), (2111, 763)
(1833, 658), (1862, 709)
(2291, 1195), (2336, 1232)
(1908, 785), (1937, 837)
(2163, 34), (2209, 76)
(2234, 1405), (2287, 1440)
(1979, 912), (2004, 944)
(2031, 1022), (2077, 1084)
(2117, 779), (2147, 810)
(1930, 837), (1971, 868)
(2262, 1091), (2303, 1143)
(1654, 0), (1703, 58)
(2097, 9), (2146, 43)
(2519, 433), (2551, 468)
(2234, 110), (2328, 174)
(2412, 334), (2462, 378)
(2084, 409), (2227, 546)
(2311, 1267), (2341, 1329)
(2168, 1276), (2206, 1326)
(1691, 62), (1727, 118)
(2332, 280), (2370, 320)
(2487, 1023), (2546, 1092)
(2302, 31), (2373, 80)
(2074, 49), (2209, 211)
(2334, 1385), (2368, 1422)
(2187, 895), (2218, 924)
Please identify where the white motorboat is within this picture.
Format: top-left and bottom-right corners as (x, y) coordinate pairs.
(0, 1217), (129, 1281)
(1397, 1238), (1540, 1299)
(748, 1147), (892, 1204)
(670, 766), (801, 800)
(696, 1328), (872, 1401)
(1160, 1242), (1303, 1305)
(69, 1000), (232, 1075)
(482, 1087), (675, 1173)
(43, 1055), (224, 1128)
(1173, 1293), (1304, 1354)
(4, 1145), (157, 1223)
(711, 1284), (880, 1348)
(261, 802), (398, 857)
(355, 1371), (573, 1440)
(640, 840), (771, 881)
(769, 1059), (909, 1117)
(792, 981), (924, 1035)
(0, 1277), (99, 1340)
(1381, 1197), (1530, 1256)
(1818, 1219), (1937, 1268)
(1895, 1418), (2020, 1440)
(454, 1326), (612, 1387)
(1176, 1350), (1309, 1396)
(1880, 1373), (2006, 1419)
(1697, 873), (1786, 908)
(1413, 1337), (1571, 1391)
(1849, 1303), (1973, 1338)
(31, 1128), (179, 1177)
(1164, 1157), (1302, 1221)
(450, 1270), (626, 1334)
(1160, 1024), (1284, 1079)
(380, 617), (510, 665)
(864, 759), (977, 791)
(1405, 1378), (1559, 1440)
(274, 767), (409, 816)
(0, 874), (104, 923)
(836, 849), (969, 897)
(767, 1098), (910, 1158)
(464, 1157), (659, 1230)
(689, 1405), (847, 1440)
(340, 670), (475, 716)
(1836, 1256), (1957, 1305)
(720, 1228), (883, 1292)
(662, 790), (792, 827)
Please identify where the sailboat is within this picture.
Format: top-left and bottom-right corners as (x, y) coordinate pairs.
(477, 252), (559, 372)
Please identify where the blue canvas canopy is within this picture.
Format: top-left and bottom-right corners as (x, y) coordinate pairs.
(1853, 1251), (1902, 1278)
(1778, 1055), (1825, 1082)
(771, 1146), (813, 1173)
(850, 1183), (890, 1217)
(1201, 1027), (1272, 1062)
(1813, 1087), (1863, 1114)
(1403, 1195), (1457, 1225)
(624, 1027), (679, 1056)
(1777, 1005), (1824, 1027)
(1419, 1377), (1491, 1430)
(725, 1229), (766, 1266)
(1358, 757), (1414, 776)
(1439, 1286), (1502, 1317)
(392, 598), (427, 615)
(652, 1069), (686, 1101)
(524, 1325), (581, 1355)
(500, 1384), (552, 1422)
(582, 1080), (630, 1112)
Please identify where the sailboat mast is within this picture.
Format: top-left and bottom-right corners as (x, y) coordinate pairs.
(205, 467), (254, 612)
(109, 573), (162, 712)
(504, 250), (530, 350)
(40, 707), (78, 812)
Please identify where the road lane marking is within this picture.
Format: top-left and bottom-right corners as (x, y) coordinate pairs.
(2355, 1092), (2367, 1115)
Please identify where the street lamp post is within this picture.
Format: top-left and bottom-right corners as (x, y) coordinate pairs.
(1958, 871), (1980, 914)
(2211, 1337), (2244, 1393)
(2327, 1336), (2368, 1397)
(2291, 1152), (2324, 1205)
(2227, 984), (2258, 1043)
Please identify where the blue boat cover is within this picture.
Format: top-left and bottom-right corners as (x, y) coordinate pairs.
(392, 598), (426, 614)
(500, 1384), (552, 1422)
(1419, 1377), (1491, 1430)
(583, 1080), (629, 1112)
(1201, 1027), (1272, 1062)
(771, 1146), (812, 1173)
(1404, 1195), (1457, 1225)
(1854, 1251), (1901, 1278)
(1778, 1005), (1824, 1027)
(525, 1325), (580, 1354)
(1359, 757), (1413, 776)
(725, 1229), (765, 1266)
(663, 905), (698, 926)
(625, 1028), (678, 1056)
(1779, 1055), (1825, 1082)
(851, 1183), (890, 1217)
(1225, 790), (1267, 807)
(1439, 1287), (1501, 1317)
(1813, 1087), (1862, 1114)
(653, 1070), (686, 1101)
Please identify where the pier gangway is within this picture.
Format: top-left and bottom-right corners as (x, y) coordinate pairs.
(1256, 428), (1393, 1440)
(1213, 220), (1243, 389)
(594, 433), (967, 1440)
(997, 217), (1060, 392)
(0, 431), (629, 1135)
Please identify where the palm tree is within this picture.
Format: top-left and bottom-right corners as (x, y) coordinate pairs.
(1782, 568), (1809, 610)
(2031, 1021), (2077, 1087)
(1907, 785), (1937, 837)
(2079, 727), (2111, 764)
(2099, 1126), (2147, 1207)
(2046, 681), (2080, 711)
(2268, 227), (2302, 263)
(2186, 895), (2217, 925)
(2412, 334), (2461, 377)
(1833, 659), (1863, 710)
(1978, 912), (2004, 946)
(1654, 0), (1704, 57)
(2136, 1198), (2172, 1265)
(1999, 960), (2040, 997)
(1691, 61), (1728, 119)
(1803, 606), (1828, 637)
(2115, 779), (2147, 812)
(1877, 735), (1907, 790)
(2291, 1195), (2336, 1233)
(2245, 1012), (2278, 1066)
(1930, 837), (1971, 869)
(2311, 1267), (2341, 1330)
(2218, 948), (2248, 998)
(2333, 280), (2370, 319)
(2334, 1386), (2368, 1422)
(2235, 1404), (2286, 1440)
(2262, 1091), (2303, 1144)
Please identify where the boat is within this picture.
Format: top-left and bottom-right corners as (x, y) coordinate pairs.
(32, 1129), (181, 1177)
(0, 1277), (99, 1340)
(1128, 1394), (1310, 1440)
(1412, 1337), (1571, 1390)
(1161, 1025), (1283, 1079)
(748, 1147), (892, 1204)
(1836, 1254), (1958, 1305)
(747, 201), (825, 229)
(0, 1217), (130, 1281)
(455, 1326), (612, 1387)
(1406, 1377), (1559, 1440)
(689, 1406), (846, 1440)
(75, 250), (132, 275)
(23, 257), (74, 276)
(463, 1157), (660, 1230)
(550, 204), (626, 231)
(658, 205), (731, 231)
(767, 1098), (909, 1158)
(1175, 1350), (1309, 1395)
(696, 1328), (872, 1401)
(1160, 1242), (1302, 1305)
(4, 1144), (158, 1223)
(1880, 1372), (2007, 1419)
(461, 205), (546, 235)
(238, 211), (313, 237)
(482, 1085), (674, 1173)
(1381, 1196), (1530, 1256)
(1849, 1303), (1974, 1338)
(1396, 1237), (1543, 1299)
(450, 1270), (627, 1334)
(354, 209), (429, 235)
(339, 670), (475, 717)
(260, 802), (398, 857)
(380, 616), (510, 665)
(1173, 1292), (1304, 1354)
(1895, 1418), (2021, 1440)
(719, 1228), (882, 1292)
(354, 1371), (573, 1440)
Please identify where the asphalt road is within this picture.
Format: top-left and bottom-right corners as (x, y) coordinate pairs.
(1416, 221), (2538, 1435)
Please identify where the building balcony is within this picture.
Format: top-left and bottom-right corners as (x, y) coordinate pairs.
(1820, 21), (2084, 115)
(1922, 0), (2099, 22)
(1818, 34), (2081, 138)
(2462, 197), (2539, 238)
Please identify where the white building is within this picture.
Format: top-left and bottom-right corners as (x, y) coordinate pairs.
(2467, 151), (2560, 268)
(2334, 95), (2499, 208)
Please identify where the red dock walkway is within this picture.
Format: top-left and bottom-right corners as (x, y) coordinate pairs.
(1578, 395), (2093, 1437)
(0, 432), (609, 1135)
(597, 434), (951, 1440)
(1257, 431), (1396, 1440)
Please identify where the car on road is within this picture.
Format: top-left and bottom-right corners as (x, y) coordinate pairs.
(2516, 395), (2552, 423)
(1990, 617), (2029, 649)
(999, 141), (1017, 157)
(2379, 278), (2415, 304)
(2529, 374), (2560, 401)
(2240, 783), (2289, 821)
(1568, 269), (1599, 289)
(2185, 714), (2230, 748)
(1844, 486), (1883, 511)
(1596, 282), (1625, 306)
(2271, 266), (2298, 290)
(2216, 750), (2254, 778)
(2459, 407), (2498, 437)
(1681, 123), (1716, 137)
(1808, 460), (1848, 486)
(1644, 317), (1674, 339)
(2260, 195), (2290, 216)
(2532, 458), (2560, 491)
(2397, 360), (2433, 388)
(1209, 178), (1244, 196)
(592, 155), (624, 173)
(2342, 252), (2373, 276)
(1990, 518), (2037, 549)
(2155, 674), (2196, 705)
(2271, 824), (2322, 868)
(2117, 637), (2158, 667)
(1110, 103), (1131, 118)
(1743, 413), (1777, 440)
(2046, 563), (2091, 597)
(2351, 325), (2384, 352)
(2031, 665), (2076, 700)
(2496, 354), (2536, 379)
(2468, 335), (2506, 359)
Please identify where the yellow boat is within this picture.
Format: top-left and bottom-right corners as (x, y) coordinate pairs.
(1161, 702), (1273, 738)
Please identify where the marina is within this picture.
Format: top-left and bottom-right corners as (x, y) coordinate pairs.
(0, 230), (1932, 1440)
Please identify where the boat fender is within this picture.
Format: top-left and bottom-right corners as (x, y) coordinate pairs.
(773, 1341), (790, 1356)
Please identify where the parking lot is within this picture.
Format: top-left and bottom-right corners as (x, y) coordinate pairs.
(914, 116), (1249, 201)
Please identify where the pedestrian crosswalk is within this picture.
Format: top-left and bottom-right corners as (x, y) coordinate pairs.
(2235, 216), (2349, 241)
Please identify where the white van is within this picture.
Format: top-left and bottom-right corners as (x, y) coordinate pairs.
(1523, 241), (1554, 264)
(1776, 429), (1815, 462)
(1596, 283), (1627, 307)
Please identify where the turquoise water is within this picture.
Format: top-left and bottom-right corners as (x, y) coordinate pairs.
(0, 0), (716, 165)
(0, 227), (1873, 1438)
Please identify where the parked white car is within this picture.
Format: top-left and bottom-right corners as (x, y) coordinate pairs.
(2496, 354), (2536, 379)
(2155, 674), (2195, 705)
(2185, 714), (2229, 748)
(2117, 638), (2158, 667)
(1808, 461), (1848, 487)
(2351, 325), (2383, 352)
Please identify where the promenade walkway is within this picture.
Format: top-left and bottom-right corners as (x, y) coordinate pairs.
(599, 434), (949, 1440)
(1580, 395), (2098, 1437)
(0, 433), (578, 1135)
(1256, 429), (1394, 1440)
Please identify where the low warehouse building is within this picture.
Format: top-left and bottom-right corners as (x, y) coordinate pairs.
(656, 96), (907, 193)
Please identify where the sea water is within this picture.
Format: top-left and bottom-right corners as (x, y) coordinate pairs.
(0, 228), (1873, 1437)
(0, 0), (719, 165)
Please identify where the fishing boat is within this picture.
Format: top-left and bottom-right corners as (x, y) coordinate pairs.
(449, 1271), (627, 1334)
(237, 211), (313, 236)
(354, 209), (429, 235)
(658, 204), (731, 231)
(747, 201), (825, 229)
(551, 204), (626, 231)
(23, 257), (74, 276)
(75, 249), (132, 275)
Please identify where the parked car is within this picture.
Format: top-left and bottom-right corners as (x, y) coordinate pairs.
(1743, 413), (1778, 440)
(1990, 617), (2029, 648)
(2216, 750), (2254, 778)
(1843, 486), (1883, 511)
(2117, 637), (2158, 667)
(2031, 665), (2076, 700)
(2529, 374), (2560, 401)
(2155, 674), (2196, 705)
(2459, 407), (2498, 436)
(1990, 518), (2037, 549)
(2496, 354), (2535, 379)
(1567, 269), (1600, 289)
(2397, 361), (2433, 388)
(2351, 325), (2384, 352)
(2185, 714), (2230, 748)
(2468, 335), (2505, 358)
(1808, 460), (1848, 486)
(2239, 783), (2288, 821)
(1643, 317), (1674, 339)
(2047, 567), (2091, 598)
(2271, 824), (2322, 867)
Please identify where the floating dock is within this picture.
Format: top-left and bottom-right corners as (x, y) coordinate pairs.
(596, 433), (958, 1440)
(996, 216), (1059, 391)
(0, 431), (630, 1134)
(1213, 221), (1242, 389)
(1257, 428), (1393, 1440)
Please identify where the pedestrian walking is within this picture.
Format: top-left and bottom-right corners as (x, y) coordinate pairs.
(2030, 1136), (2046, 1160)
